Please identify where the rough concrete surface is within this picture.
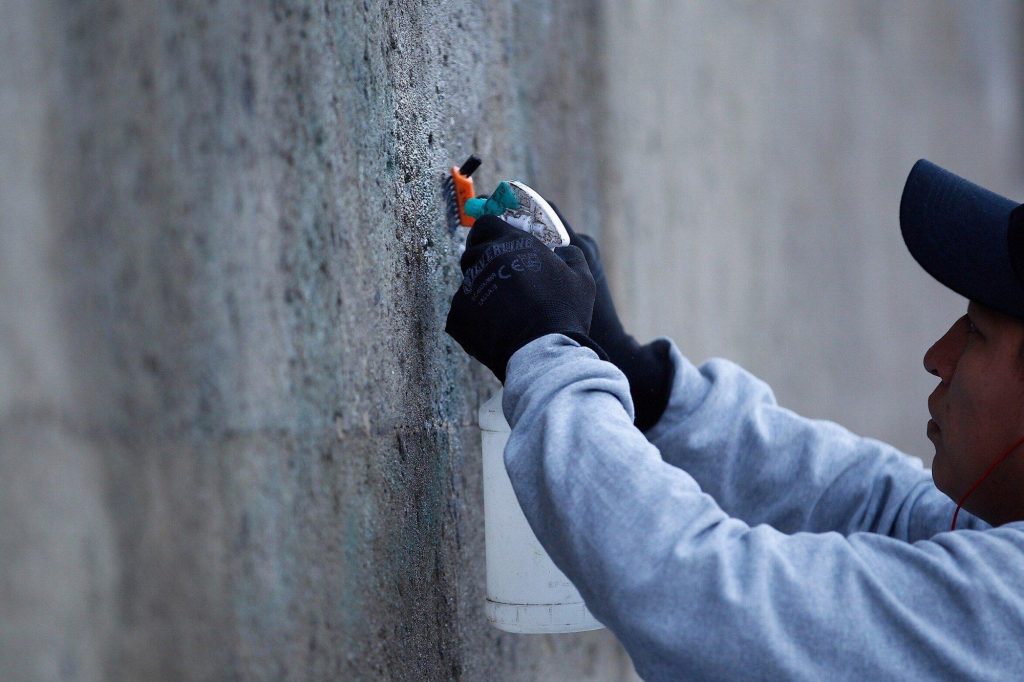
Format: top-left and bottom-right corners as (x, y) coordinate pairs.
(1, 1), (628, 680)
(1, 1), (1022, 681)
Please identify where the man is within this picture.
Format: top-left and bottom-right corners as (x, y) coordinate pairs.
(445, 160), (1024, 680)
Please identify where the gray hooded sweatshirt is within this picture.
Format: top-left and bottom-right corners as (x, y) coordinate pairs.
(502, 334), (1023, 681)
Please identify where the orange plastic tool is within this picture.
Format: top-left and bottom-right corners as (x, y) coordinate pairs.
(451, 161), (479, 227)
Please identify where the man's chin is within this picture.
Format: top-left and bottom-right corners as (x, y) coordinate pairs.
(931, 449), (952, 496)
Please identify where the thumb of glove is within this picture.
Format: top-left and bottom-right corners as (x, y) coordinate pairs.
(465, 214), (517, 249)
(549, 203), (605, 282)
(554, 245), (594, 285)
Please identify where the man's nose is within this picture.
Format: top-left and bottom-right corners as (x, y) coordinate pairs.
(923, 343), (943, 379)
(923, 322), (962, 383)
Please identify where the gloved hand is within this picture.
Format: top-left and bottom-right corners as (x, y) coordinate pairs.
(445, 215), (606, 383)
(551, 204), (674, 431)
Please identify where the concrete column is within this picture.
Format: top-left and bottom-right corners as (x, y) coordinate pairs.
(0, 1), (630, 679)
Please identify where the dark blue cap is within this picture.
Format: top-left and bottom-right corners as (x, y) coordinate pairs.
(900, 159), (1024, 318)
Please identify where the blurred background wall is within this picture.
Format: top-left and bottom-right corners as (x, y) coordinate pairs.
(599, 2), (1024, 461)
(0, 1), (1021, 680)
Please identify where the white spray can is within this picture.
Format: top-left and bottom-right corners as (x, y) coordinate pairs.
(480, 391), (603, 633)
(475, 181), (603, 634)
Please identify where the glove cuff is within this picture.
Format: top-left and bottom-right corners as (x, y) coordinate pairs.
(496, 331), (609, 384)
(607, 337), (674, 431)
(560, 331), (610, 363)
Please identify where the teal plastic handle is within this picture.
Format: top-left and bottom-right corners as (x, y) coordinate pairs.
(464, 181), (520, 218)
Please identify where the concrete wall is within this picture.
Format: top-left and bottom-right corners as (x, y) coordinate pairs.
(600, 1), (1024, 462)
(0, 1), (630, 680)
(1, 1), (1022, 681)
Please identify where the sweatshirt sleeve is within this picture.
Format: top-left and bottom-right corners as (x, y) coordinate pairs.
(501, 334), (1024, 681)
(642, 338), (989, 539)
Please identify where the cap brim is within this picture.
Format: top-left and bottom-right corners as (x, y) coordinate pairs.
(900, 159), (1024, 318)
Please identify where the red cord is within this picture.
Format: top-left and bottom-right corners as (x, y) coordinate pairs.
(950, 433), (1024, 531)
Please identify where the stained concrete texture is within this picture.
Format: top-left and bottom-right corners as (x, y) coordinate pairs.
(2, 1), (1023, 681)
(0, 0), (628, 680)
(600, 1), (1024, 464)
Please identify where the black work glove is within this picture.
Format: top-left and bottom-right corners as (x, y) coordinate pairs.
(445, 215), (606, 383)
(551, 204), (674, 431)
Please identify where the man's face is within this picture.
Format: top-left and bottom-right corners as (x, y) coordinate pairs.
(924, 301), (1024, 523)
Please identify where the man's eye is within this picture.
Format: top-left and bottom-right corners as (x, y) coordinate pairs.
(966, 318), (979, 334)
